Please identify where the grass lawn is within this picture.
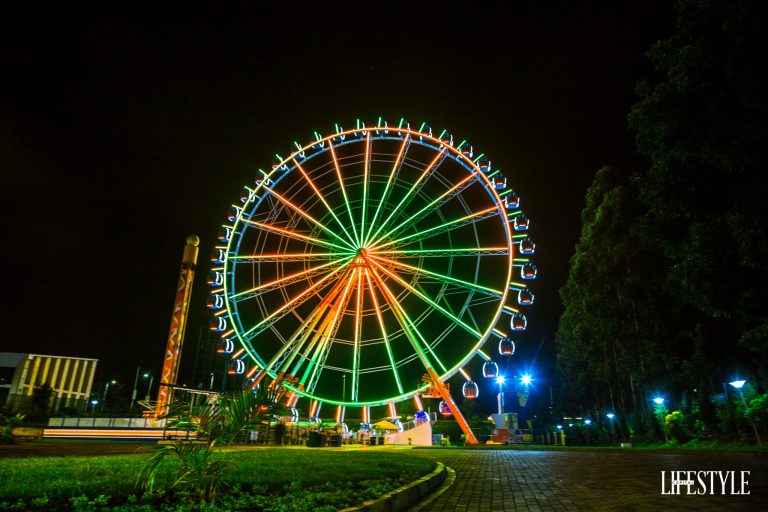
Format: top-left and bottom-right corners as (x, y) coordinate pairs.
(0, 447), (436, 511)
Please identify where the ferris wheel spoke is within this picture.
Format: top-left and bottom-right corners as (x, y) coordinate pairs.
(292, 158), (358, 247)
(275, 270), (353, 377)
(367, 266), (447, 373)
(365, 147), (447, 246)
(363, 269), (404, 394)
(260, 184), (357, 251)
(363, 135), (410, 246)
(241, 263), (349, 339)
(367, 254), (504, 297)
(300, 269), (357, 392)
(230, 251), (354, 263)
(366, 257), (481, 339)
(360, 133), (371, 248)
(241, 218), (351, 252)
(230, 256), (354, 302)
(370, 170), (477, 246)
(263, 277), (348, 376)
(369, 247), (509, 258)
(328, 141), (361, 246)
(351, 267), (364, 401)
(369, 205), (499, 251)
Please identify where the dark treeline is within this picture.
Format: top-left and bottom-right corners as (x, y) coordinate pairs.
(555, 0), (768, 442)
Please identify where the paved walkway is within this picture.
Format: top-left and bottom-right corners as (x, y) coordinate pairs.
(408, 449), (768, 511)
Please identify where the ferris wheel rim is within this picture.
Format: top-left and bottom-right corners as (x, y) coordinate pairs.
(217, 123), (520, 407)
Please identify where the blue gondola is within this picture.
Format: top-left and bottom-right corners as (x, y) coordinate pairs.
(519, 237), (536, 255)
(513, 215), (530, 231)
(518, 287), (535, 306)
(462, 381), (479, 399)
(521, 263), (538, 280)
(510, 313), (528, 331)
(210, 316), (227, 332)
(207, 271), (224, 287)
(207, 294), (224, 310)
(483, 361), (499, 378)
(499, 338), (516, 355)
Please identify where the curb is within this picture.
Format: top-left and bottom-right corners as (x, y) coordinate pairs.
(340, 462), (447, 512)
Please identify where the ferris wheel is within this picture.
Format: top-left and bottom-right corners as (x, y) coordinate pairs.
(207, 119), (536, 438)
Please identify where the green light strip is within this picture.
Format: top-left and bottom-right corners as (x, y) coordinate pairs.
(368, 258), (481, 339)
(363, 135), (410, 246)
(368, 266), (445, 372)
(231, 258), (347, 299)
(364, 270), (403, 394)
(328, 142), (361, 247)
(360, 133), (370, 249)
(261, 184), (357, 251)
(292, 158), (358, 248)
(371, 247), (508, 257)
(365, 147), (446, 246)
(372, 170), (477, 246)
(241, 263), (349, 338)
(369, 254), (503, 296)
(300, 269), (356, 386)
(370, 206), (498, 251)
(265, 291), (336, 375)
(351, 269), (363, 401)
(230, 251), (355, 261)
(241, 218), (353, 253)
(279, 271), (352, 376)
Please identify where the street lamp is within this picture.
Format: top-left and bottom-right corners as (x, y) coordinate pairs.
(730, 379), (762, 446)
(131, 366), (141, 409)
(143, 373), (154, 402)
(584, 419), (592, 425)
(496, 375), (505, 414)
(606, 413), (616, 443)
(102, 380), (117, 411)
(652, 397), (668, 442)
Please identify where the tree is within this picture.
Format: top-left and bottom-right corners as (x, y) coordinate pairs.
(629, 0), (768, 384)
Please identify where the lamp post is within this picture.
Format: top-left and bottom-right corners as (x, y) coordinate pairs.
(606, 412), (616, 443)
(730, 379), (762, 446)
(102, 380), (117, 411)
(130, 366), (141, 410)
(143, 373), (154, 402)
(496, 375), (506, 414)
(653, 397), (668, 442)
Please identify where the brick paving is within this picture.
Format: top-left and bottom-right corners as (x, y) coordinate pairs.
(408, 449), (768, 511)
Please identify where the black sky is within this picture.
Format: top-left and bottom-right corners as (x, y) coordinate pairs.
(1, 4), (675, 402)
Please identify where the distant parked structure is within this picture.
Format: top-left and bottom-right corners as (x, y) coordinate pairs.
(0, 352), (98, 412)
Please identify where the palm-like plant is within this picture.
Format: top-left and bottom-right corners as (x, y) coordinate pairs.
(137, 383), (290, 502)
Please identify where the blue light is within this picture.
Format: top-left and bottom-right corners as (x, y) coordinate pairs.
(496, 375), (506, 385)
(729, 380), (746, 389)
(521, 374), (532, 385)
(653, 397), (665, 405)
(606, 413), (615, 419)
(584, 419), (592, 425)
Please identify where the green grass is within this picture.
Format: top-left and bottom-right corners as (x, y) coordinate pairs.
(0, 448), (436, 511)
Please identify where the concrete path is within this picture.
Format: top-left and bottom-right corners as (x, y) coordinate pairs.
(407, 449), (768, 511)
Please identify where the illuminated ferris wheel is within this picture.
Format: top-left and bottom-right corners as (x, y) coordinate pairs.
(207, 119), (536, 432)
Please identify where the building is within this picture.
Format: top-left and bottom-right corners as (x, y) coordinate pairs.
(1, 352), (98, 412)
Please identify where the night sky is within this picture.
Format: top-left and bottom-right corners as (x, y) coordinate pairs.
(1, 4), (674, 407)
